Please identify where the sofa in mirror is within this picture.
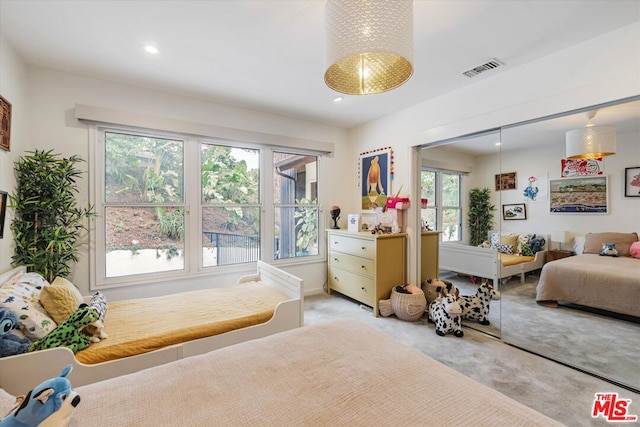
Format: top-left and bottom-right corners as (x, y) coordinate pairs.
(420, 96), (640, 392)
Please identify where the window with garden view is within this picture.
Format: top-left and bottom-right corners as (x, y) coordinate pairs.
(421, 169), (462, 242)
(98, 129), (321, 286)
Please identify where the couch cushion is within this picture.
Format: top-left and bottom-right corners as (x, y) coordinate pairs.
(583, 232), (638, 257)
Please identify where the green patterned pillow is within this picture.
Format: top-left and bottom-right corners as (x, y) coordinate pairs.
(519, 241), (534, 257)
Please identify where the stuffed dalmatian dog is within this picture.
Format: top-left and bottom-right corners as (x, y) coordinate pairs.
(428, 286), (464, 337)
(458, 279), (501, 325)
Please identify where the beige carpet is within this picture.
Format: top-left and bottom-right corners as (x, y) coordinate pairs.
(305, 292), (640, 427)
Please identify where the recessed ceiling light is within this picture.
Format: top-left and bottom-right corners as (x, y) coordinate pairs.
(144, 45), (159, 54)
(333, 96), (344, 103)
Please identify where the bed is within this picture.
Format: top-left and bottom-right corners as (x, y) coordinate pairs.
(439, 232), (548, 284)
(0, 260), (303, 395)
(0, 320), (561, 426)
(536, 232), (640, 317)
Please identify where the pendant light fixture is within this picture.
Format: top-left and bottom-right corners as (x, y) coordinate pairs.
(566, 110), (617, 160)
(324, 0), (414, 95)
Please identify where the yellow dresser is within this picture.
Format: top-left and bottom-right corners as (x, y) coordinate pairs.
(420, 231), (441, 283)
(327, 230), (406, 317)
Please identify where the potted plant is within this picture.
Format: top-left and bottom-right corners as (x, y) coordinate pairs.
(9, 149), (95, 282)
(467, 187), (496, 246)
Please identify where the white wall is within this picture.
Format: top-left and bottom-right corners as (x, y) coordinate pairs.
(21, 67), (349, 299)
(0, 37), (29, 274)
(473, 133), (640, 240)
(347, 22), (640, 285)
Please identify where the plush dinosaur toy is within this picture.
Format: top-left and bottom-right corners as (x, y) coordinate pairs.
(0, 364), (80, 427)
(0, 309), (30, 358)
(28, 305), (99, 354)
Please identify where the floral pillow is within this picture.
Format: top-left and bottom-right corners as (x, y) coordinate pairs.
(0, 272), (57, 340)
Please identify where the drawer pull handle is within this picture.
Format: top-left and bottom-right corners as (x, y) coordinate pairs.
(361, 247), (365, 250)
(334, 258), (339, 262)
(361, 287), (366, 291)
(361, 265), (365, 269)
(334, 277), (338, 281)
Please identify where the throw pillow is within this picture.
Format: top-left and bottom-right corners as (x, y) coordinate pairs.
(583, 232), (638, 257)
(0, 272), (57, 340)
(519, 242), (534, 257)
(40, 277), (85, 324)
(516, 234), (533, 254)
(495, 243), (514, 255)
(630, 241), (640, 259)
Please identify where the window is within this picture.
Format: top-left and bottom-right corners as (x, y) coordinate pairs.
(103, 131), (185, 278)
(273, 152), (319, 259)
(421, 169), (462, 242)
(95, 128), (323, 287)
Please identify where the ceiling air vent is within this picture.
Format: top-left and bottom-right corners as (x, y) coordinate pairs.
(462, 59), (504, 78)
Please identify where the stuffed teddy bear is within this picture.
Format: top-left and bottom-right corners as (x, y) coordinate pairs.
(0, 309), (30, 358)
(0, 364), (80, 427)
(599, 243), (619, 257)
(28, 305), (99, 354)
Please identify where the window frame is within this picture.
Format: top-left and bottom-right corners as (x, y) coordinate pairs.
(91, 126), (325, 290)
(421, 168), (463, 242)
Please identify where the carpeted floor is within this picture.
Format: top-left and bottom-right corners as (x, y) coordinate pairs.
(304, 291), (640, 427)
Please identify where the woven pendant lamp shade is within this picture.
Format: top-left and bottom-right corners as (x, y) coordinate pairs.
(565, 125), (616, 160)
(324, 0), (414, 95)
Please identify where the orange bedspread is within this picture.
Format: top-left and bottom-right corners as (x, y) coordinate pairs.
(75, 281), (289, 364)
(499, 253), (535, 267)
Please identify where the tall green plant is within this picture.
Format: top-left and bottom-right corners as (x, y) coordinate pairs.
(9, 150), (96, 282)
(467, 187), (496, 246)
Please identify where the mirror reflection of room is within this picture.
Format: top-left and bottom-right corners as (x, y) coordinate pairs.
(421, 97), (640, 393)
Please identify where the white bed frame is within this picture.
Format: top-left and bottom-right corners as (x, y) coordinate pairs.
(0, 261), (303, 396)
(439, 234), (548, 284)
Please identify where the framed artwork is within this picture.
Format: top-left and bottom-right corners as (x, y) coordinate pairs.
(0, 191), (7, 239)
(549, 176), (608, 214)
(561, 158), (603, 177)
(502, 203), (527, 220)
(495, 172), (517, 191)
(625, 167), (640, 197)
(360, 147), (392, 210)
(0, 95), (11, 152)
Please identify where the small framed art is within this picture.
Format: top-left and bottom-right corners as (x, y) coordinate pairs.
(495, 172), (517, 191)
(0, 95), (11, 152)
(502, 203), (526, 220)
(625, 167), (640, 197)
(0, 191), (8, 238)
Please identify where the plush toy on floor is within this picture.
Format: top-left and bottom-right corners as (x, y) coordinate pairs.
(599, 243), (619, 257)
(422, 278), (454, 305)
(458, 278), (501, 325)
(0, 309), (30, 358)
(0, 364), (80, 427)
(428, 286), (464, 337)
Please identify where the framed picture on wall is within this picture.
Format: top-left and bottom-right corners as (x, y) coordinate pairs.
(549, 176), (608, 214)
(624, 167), (640, 197)
(0, 191), (8, 238)
(502, 203), (527, 220)
(360, 147), (392, 210)
(0, 95), (11, 152)
(495, 172), (517, 191)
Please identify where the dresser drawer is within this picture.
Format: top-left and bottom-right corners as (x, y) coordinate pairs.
(328, 251), (375, 277)
(329, 234), (375, 259)
(328, 267), (374, 305)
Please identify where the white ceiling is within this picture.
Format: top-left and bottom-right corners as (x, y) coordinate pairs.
(1, 0), (639, 130)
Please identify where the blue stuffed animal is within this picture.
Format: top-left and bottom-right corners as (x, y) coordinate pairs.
(0, 309), (30, 358)
(529, 234), (546, 254)
(0, 365), (80, 427)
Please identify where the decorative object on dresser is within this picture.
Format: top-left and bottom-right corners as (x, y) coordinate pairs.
(327, 229), (406, 317)
(329, 205), (341, 229)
